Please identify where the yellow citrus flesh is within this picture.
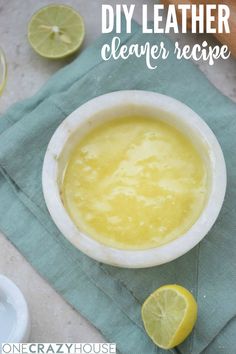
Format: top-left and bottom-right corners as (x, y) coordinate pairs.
(28, 4), (85, 59)
(0, 48), (7, 96)
(141, 284), (198, 349)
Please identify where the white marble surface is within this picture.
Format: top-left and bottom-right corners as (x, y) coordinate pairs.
(0, 0), (236, 343)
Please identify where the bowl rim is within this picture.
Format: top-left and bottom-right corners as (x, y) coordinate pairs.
(42, 90), (227, 268)
(0, 275), (30, 343)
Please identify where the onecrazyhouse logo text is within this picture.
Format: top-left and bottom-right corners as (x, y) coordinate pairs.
(1, 343), (116, 354)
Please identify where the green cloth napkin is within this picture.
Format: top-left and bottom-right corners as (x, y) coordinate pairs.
(0, 19), (236, 354)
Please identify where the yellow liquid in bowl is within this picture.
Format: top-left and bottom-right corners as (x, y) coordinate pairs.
(62, 117), (208, 250)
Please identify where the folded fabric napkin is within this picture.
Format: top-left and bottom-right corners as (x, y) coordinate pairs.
(0, 19), (236, 354)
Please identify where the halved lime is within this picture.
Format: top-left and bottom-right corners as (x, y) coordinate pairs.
(28, 4), (85, 59)
(0, 47), (7, 96)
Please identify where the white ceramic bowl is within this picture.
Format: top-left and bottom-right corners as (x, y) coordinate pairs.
(42, 91), (226, 268)
(0, 275), (30, 344)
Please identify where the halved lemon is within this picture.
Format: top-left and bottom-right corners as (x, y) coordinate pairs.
(141, 284), (197, 349)
(28, 4), (85, 59)
(0, 47), (7, 96)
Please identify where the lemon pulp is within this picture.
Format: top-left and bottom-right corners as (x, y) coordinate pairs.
(62, 116), (208, 250)
(141, 284), (198, 349)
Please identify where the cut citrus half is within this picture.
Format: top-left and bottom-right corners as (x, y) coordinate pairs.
(28, 4), (85, 59)
(141, 284), (197, 349)
(0, 47), (7, 96)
